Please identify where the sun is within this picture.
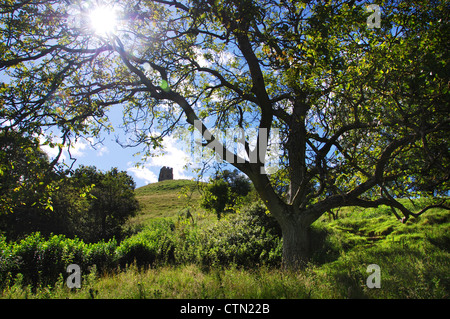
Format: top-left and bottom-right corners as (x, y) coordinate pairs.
(89, 5), (118, 36)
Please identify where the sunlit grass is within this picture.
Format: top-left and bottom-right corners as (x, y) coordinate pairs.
(1, 180), (448, 299)
(127, 179), (202, 227)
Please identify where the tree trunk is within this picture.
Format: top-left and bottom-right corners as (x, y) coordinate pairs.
(280, 217), (311, 269)
(246, 166), (313, 270)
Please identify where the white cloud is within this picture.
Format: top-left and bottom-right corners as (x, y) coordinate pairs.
(193, 47), (236, 68)
(217, 50), (235, 65)
(127, 166), (158, 185)
(39, 134), (95, 162)
(127, 135), (193, 184)
(39, 135), (66, 162)
(193, 47), (211, 68)
(69, 138), (88, 157)
(96, 145), (109, 157)
(147, 136), (192, 179)
(40, 142), (67, 162)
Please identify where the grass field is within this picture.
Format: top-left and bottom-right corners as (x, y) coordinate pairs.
(126, 179), (202, 227)
(1, 179), (449, 299)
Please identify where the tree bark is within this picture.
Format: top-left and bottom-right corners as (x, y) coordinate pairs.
(279, 213), (311, 269)
(286, 102), (308, 205)
(247, 165), (313, 269)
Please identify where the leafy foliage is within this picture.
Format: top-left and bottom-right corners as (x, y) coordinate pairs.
(0, 202), (283, 289)
(198, 206), (282, 267)
(69, 166), (140, 242)
(0, 233), (87, 288)
(200, 169), (251, 219)
(1, 197), (448, 298)
(0, 130), (57, 215)
(0, 164), (139, 242)
(116, 219), (176, 268)
(200, 178), (230, 219)
(1, 0), (449, 267)
(176, 202), (282, 267)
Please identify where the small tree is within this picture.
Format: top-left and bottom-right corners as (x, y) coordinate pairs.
(220, 169), (252, 198)
(0, 130), (63, 239)
(70, 166), (140, 241)
(201, 169), (251, 219)
(0, 130), (57, 216)
(201, 178), (230, 220)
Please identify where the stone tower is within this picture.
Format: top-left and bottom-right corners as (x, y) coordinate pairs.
(158, 166), (173, 182)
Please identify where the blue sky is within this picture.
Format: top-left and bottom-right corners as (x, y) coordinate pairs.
(12, 1), (283, 189)
(40, 107), (198, 189)
(39, 104), (282, 189)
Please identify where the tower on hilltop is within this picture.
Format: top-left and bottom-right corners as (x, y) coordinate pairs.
(158, 166), (173, 182)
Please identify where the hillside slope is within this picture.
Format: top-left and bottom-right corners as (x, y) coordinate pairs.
(129, 179), (202, 226)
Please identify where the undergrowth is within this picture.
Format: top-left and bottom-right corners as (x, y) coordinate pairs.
(1, 197), (449, 299)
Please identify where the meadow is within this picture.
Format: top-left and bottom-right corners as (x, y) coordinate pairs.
(1, 180), (449, 299)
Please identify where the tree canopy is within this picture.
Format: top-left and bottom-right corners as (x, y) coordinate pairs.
(200, 169), (251, 219)
(1, 0), (449, 267)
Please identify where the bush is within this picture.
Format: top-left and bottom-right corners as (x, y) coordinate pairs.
(0, 166), (140, 243)
(116, 219), (176, 268)
(175, 203), (282, 268)
(35, 235), (85, 286)
(200, 169), (252, 220)
(85, 239), (118, 274)
(0, 233), (86, 287)
(0, 233), (118, 288)
(117, 236), (156, 269)
(0, 205), (283, 289)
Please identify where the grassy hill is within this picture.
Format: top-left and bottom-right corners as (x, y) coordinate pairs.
(1, 179), (449, 299)
(127, 179), (202, 227)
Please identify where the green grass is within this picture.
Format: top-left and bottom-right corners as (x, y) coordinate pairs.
(1, 180), (449, 299)
(307, 203), (450, 298)
(1, 264), (315, 299)
(126, 179), (202, 227)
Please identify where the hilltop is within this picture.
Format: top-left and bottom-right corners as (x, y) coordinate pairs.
(128, 179), (202, 226)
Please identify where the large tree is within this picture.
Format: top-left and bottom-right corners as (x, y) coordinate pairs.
(1, 0), (448, 267)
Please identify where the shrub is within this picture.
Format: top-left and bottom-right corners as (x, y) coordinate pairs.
(0, 236), (20, 287)
(116, 219), (176, 268)
(35, 235), (83, 286)
(0, 233), (86, 287)
(200, 170), (252, 220)
(7, 233), (45, 286)
(201, 216), (281, 268)
(179, 203), (282, 268)
(0, 233), (119, 288)
(117, 234), (157, 268)
(0, 220), (178, 289)
(85, 239), (119, 274)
